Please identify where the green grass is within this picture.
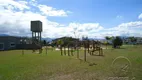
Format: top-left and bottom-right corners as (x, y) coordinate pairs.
(0, 45), (142, 80)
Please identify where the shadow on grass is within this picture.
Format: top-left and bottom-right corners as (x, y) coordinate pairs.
(91, 54), (105, 57)
(112, 47), (126, 49)
(78, 58), (97, 66)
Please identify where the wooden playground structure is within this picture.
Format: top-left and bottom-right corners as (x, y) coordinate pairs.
(58, 39), (104, 61)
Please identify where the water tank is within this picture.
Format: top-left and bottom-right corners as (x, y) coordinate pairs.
(31, 21), (42, 32)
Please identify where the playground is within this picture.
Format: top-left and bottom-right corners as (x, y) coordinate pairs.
(0, 45), (141, 80)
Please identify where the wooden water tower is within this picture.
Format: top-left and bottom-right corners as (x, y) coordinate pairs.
(31, 20), (42, 45)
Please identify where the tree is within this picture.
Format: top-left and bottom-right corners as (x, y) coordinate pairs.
(57, 39), (64, 56)
(63, 38), (67, 55)
(112, 36), (123, 48)
(129, 36), (137, 45)
(105, 36), (110, 41)
(43, 40), (46, 46)
(82, 36), (88, 41)
(105, 36), (110, 49)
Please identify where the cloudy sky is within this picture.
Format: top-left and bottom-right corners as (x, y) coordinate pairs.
(0, 0), (142, 39)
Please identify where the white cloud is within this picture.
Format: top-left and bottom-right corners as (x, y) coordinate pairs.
(0, 0), (30, 11)
(103, 21), (142, 37)
(0, 0), (142, 39)
(70, 21), (142, 38)
(0, 0), (103, 38)
(0, 0), (71, 38)
(138, 13), (142, 19)
(118, 21), (142, 28)
(67, 23), (104, 38)
(68, 23), (103, 32)
(38, 4), (69, 17)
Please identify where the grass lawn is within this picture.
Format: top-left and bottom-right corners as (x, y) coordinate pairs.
(0, 45), (142, 80)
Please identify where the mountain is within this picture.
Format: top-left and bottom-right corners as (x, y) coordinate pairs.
(0, 34), (9, 36)
(41, 37), (55, 42)
(88, 38), (105, 41)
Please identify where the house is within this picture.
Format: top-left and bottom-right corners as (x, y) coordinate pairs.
(0, 36), (21, 50)
(122, 37), (142, 45)
(136, 37), (142, 44)
(0, 36), (33, 50)
(123, 38), (132, 44)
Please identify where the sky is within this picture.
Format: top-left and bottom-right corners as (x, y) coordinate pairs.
(0, 0), (142, 39)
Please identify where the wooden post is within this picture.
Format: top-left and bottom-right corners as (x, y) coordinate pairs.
(68, 46), (70, 56)
(84, 47), (86, 61)
(106, 43), (107, 49)
(77, 47), (79, 58)
(71, 47), (72, 56)
(22, 38), (24, 55)
(92, 41), (94, 55)
(84, 41), (87, 61)
(88, 40), (89, 53)
(46, 45), (47, 55)
(22, 49), (24, 55)
(71, 47), (73, 56)
(61, 46), (63, 56)
(64, 47), (66, 55)
(77, 42), (79, 58)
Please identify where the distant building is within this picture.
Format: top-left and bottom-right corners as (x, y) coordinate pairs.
(136, 37), (142, 44)
(0, 36), (20, 50)
(0, 36), (32, 50)
(122, 37), (142, 44)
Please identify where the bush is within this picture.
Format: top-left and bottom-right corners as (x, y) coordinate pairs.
(112, 36), (123, 48)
